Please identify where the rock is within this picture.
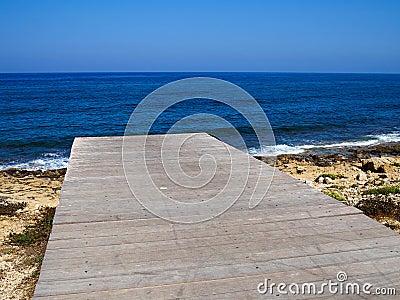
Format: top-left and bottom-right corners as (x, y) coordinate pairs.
(324, 177), (334, 184)
(304, 180), (313, 186)
(356, 172), (368, 181)
(362, 158), (386, 173)
(296, 166), (306, 174)
(317, 176), (325, 183)
(382, 164), (392, 174)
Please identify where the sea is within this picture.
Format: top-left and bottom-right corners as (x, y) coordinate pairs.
(0, 72), (399, 170)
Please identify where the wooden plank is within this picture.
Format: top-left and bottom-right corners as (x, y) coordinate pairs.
(35, 252), (400, 297)
(34, 263), (400, 300)
(45, 213), (385, 251)
(46, 213), (370, 246)
(38, 234), (400, 283)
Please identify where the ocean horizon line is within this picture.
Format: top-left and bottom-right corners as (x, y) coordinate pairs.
(2, 71), (400, 75)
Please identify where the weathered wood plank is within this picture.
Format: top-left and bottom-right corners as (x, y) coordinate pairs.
(46, 213), (371, 247)
(38, 234), (400, 284)
(35, 252), (400, 297)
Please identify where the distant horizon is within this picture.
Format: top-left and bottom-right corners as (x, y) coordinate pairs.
(1, 70), (400, 75)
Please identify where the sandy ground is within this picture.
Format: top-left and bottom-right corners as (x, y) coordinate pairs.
(0, 143), (399, 299)
(0, 169), (65, 300)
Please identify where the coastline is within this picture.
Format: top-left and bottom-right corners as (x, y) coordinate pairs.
(0, 143), (399, 299)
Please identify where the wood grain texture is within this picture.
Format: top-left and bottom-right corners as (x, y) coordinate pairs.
(33, 134), (400, 299)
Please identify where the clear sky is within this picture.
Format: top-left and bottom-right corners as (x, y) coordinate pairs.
(1, 0), (399, 73)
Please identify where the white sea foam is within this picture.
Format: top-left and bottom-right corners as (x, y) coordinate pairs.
(249, 132), (400, 156)
(0, 153), (68, 171)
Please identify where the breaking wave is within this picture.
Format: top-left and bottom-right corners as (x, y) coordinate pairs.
(249, 132), (400, 156)
(0, 153), (68, 171)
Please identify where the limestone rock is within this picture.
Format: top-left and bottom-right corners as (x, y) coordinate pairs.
(296, 166), (306, 174)
(304, 179), (313, 186)
(362, 158), (386, 173)
(356, 172), (368, 181)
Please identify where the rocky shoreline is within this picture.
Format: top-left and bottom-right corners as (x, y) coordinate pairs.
(257, 142), (400, 233)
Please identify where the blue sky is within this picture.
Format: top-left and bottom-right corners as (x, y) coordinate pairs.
(0, 0), (399, 73)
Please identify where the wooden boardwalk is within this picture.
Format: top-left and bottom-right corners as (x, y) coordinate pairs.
(34, 134), (400, 299)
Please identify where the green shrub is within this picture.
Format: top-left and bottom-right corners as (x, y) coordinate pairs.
(318, 173), (346, 180)
(9, 207), (55, 246)
(363, 185), (400, 195)
(324, 190), (345, 201)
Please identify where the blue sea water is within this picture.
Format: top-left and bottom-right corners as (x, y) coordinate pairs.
(0, 72), (399, 170)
